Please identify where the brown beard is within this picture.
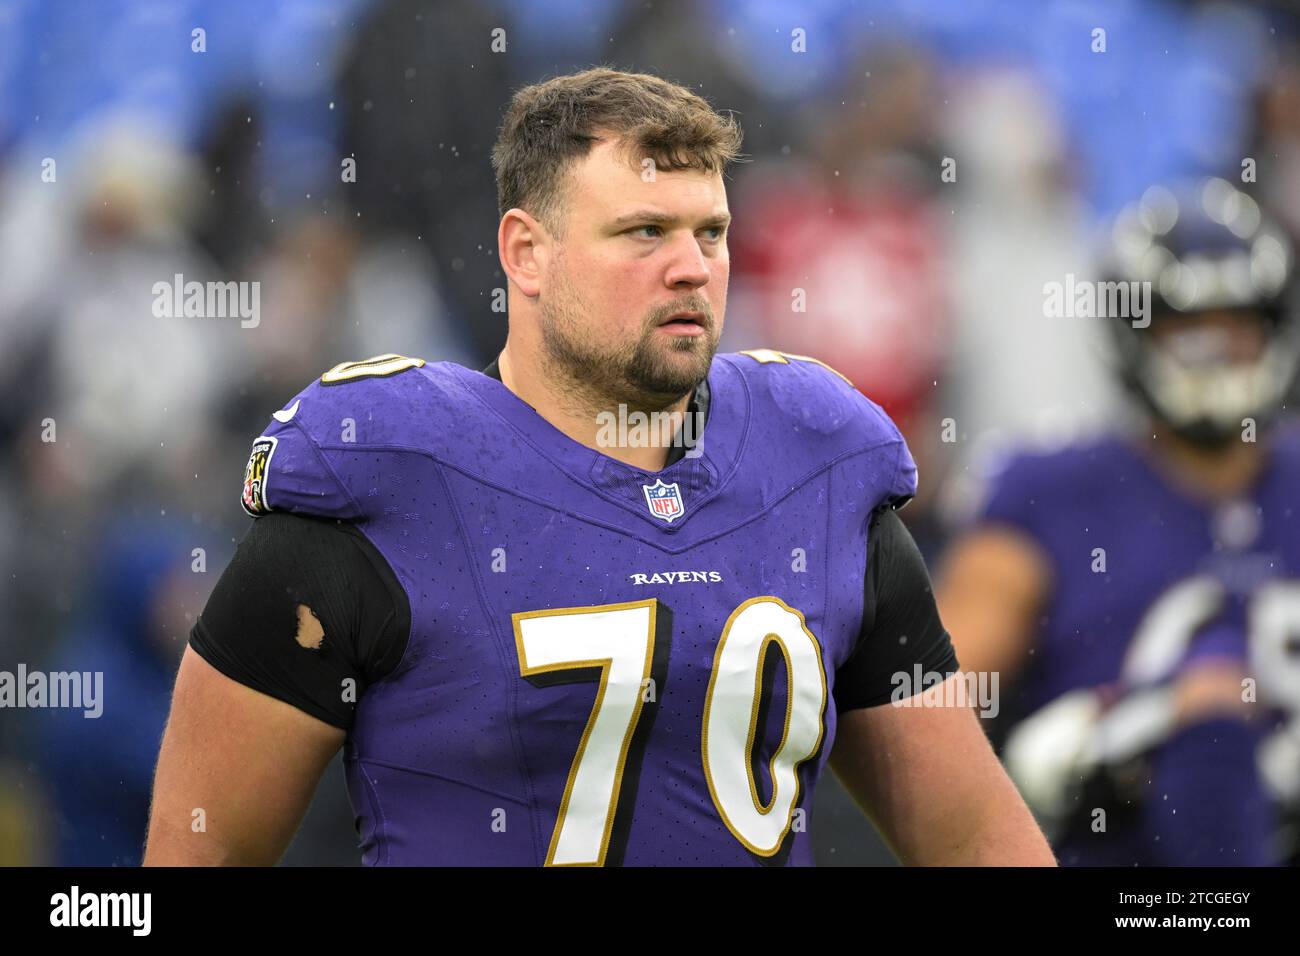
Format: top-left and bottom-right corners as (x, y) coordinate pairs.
(538, 257), (717, 409)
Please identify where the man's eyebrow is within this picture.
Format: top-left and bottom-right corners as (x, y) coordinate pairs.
(609, 210), (732, 228)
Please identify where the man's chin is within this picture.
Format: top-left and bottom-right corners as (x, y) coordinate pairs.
(656, 327), (714, 358)
(631, 350), (713, 396)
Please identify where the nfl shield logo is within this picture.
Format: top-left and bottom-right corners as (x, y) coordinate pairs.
(642, 479), (685, 523)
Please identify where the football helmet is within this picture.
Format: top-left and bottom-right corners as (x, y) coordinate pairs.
(1102, 178), (1299, 445)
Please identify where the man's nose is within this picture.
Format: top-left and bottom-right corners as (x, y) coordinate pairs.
(664, 233), (712, 288)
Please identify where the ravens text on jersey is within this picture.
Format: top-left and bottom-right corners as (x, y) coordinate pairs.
(192, 351), (958, 865)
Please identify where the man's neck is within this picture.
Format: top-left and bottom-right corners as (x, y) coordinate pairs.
(1141, 421), (1269, 501)
(486, 347), (707, 472)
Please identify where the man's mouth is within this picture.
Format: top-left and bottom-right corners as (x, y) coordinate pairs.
(657, 311), (707, 336)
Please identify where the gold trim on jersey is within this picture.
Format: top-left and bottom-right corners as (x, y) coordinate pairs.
(512, 599), (659, 867)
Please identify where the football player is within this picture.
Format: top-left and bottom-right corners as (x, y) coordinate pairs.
(938, 178), (1300, 865)
(144, 67), (1053, 866)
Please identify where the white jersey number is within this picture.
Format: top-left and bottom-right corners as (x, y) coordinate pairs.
(513, 596), (827, 866)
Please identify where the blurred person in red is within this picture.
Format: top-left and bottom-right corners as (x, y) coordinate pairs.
(728, 46), (950, 550)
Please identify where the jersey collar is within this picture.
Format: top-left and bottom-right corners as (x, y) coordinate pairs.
(478, 355), (712, 468)
(459, 355), (745, 534)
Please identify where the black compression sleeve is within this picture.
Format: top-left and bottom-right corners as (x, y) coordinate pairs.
(834, 507), (960, 712)
(189, 512), (411, 729)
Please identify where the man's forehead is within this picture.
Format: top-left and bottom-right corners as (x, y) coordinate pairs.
(570, 135), (727, 214)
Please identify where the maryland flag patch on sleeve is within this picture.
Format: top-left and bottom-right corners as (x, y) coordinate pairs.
(240, 436), (278, 517)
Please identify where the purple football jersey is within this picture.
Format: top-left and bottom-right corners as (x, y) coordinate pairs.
(242, 351), (916, 865)
(977, 428), (1300, 722)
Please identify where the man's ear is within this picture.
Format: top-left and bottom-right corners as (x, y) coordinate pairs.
(499, 208), (547, 298)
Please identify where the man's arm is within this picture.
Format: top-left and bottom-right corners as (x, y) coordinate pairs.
(934, 527), (1049, 682)
(144, 647), (345, 865)
(830, 672), (1057, 866)
(143, 512), (411, 865)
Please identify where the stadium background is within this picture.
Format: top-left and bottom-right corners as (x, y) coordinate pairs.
(0, 0), (1297, 865)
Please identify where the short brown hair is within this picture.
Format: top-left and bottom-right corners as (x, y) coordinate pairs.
(491, 66), (745, 238)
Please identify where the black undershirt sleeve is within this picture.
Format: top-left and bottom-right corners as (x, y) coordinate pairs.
(834, 506), (960, 713)
(189, 512), (411, 730)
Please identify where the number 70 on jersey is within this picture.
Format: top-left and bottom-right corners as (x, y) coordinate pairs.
(513, 596), (829, 866)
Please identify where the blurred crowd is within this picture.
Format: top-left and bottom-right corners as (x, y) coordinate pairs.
(1, 0), (1298, 865)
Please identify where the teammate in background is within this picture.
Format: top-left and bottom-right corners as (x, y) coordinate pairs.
(143, 67), (1053, 866)
(938, 178), (1300, 865)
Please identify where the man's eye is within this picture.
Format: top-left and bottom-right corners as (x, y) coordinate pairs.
(627, 224), (725, 240)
